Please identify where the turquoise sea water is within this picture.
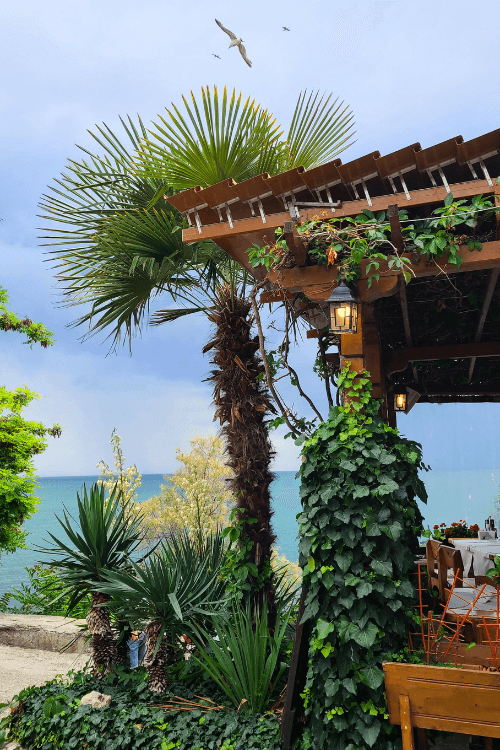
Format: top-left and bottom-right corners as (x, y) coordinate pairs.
(1, 469), (499, 596)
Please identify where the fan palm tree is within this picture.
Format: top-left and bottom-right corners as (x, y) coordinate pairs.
(97, 530), (227, 693)
(37, 483), (144, 676)
(40, 86), (355, 622)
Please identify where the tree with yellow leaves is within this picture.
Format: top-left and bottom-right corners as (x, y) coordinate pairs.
(139, 435), (232, 546)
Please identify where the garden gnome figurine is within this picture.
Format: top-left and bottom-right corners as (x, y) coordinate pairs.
(127, 630), (146, 669)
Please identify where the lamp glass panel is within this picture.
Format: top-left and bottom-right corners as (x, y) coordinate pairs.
(329, 301), (358, 333)
(394, 393), (407, 411)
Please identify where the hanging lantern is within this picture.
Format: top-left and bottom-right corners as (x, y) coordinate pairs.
(394, 389), (407, 412)
(325, 278), (359, 334)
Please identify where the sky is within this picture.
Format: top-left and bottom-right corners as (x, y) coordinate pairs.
(1, 0), (499, 477)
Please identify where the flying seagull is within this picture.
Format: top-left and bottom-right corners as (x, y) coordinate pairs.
(215, 19), (252, 68)
(283, 26), (290, 31)
(212, 54), (221, 58)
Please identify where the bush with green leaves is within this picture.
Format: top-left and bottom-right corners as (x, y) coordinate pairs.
(0, 564), (90, 617)
(3, 667), (282, 750)
(295, 367), (427, 750)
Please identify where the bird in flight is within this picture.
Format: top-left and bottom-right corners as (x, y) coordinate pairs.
(215, 19), (252, 67)
(283, 26), (290, 31)
(212, 54), (221, 58)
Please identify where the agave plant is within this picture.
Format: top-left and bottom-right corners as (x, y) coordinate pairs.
(193, 604), (289, 714)
(37, 483), (144, 676)
(96, 530), (227, 693)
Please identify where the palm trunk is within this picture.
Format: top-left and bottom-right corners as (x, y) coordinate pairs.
(144, 619), (169, 693)
(206, 285), (277, 627)
(86, 592), (119, 677)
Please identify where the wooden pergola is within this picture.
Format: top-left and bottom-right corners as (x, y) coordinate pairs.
(168, 128), (500, 424)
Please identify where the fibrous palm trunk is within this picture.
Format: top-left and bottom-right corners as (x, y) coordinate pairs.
(86, 592), (119, 676)
(206, 285), (277, 627)
(144, 619), (169, 693)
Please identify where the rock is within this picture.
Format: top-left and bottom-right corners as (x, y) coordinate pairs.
(79, 691), (112, 709)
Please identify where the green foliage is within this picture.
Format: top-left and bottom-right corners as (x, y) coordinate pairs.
(0, 564), (90, 617)
(193, 604), (288, 714)
(97, 531), (227, 641)
(36, 483), (144, 611)
(295, 367), (427, 750)
(3, 668), (281, 750)
(138, 87), (355, 189)
(252, 195), (500, 285)
(0, 286), (54, 348)
(0, 385), (61, 557)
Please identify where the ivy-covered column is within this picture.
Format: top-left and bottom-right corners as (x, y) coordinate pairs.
(296, 368), (427, 750)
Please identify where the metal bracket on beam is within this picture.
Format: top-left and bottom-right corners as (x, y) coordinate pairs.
(292, 200), (342, 209)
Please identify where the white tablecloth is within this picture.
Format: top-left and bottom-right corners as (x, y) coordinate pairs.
(452, 540), (500, 577)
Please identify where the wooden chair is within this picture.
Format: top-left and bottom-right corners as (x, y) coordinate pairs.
(383, 661), (500, 750)
(425, 540), (441, 595)
(437, 544), (464, 599)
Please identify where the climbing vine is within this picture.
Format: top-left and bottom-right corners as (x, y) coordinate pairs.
(295, 367), (428, 750)
(248, 193), (499, 285)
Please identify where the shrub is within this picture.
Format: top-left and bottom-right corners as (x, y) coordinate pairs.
(3, 668), (281, 750)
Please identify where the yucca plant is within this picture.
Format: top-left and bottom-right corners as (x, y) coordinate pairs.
(96, 530), (227, 693)
(193, 604), (288, 714)
(37, 482), (144, 676)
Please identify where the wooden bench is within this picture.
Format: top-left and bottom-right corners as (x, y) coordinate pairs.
(383, 661), (500, 750)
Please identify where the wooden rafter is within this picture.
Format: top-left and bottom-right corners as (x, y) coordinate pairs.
(467, 267), (500, 382)
(386, 341), (500, 376)
(183, 176), (498, 244)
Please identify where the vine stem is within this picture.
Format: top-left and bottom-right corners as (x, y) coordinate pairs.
(249, 280), (298, 435)
(318, 335), (334, 408)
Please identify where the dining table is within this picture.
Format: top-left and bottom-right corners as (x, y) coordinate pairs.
(449, 538), (500, 577)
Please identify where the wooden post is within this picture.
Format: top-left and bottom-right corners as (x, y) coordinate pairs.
(339, 303), (386, 400)
(280, 587), (312, 750)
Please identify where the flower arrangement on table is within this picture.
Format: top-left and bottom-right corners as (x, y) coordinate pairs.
(434, 520), (479, 539)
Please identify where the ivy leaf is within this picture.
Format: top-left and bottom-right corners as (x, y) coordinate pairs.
(359, 665), (385, 689)
(378, 451), (396, 465)
(307, 556), (316, 572)
(358, 721), (381, 747)
(444, 191), (454, 206)
(365, 518), (381, 537)
(342, 677), (357, 694)
(334, 551), (353, 572)
(344, 574), (360, 587)
(317, 618), (335, 640)
(356, 581), (373, 598)
(339, 459), (356, 472)
(353, 486), (370, 499)
(371, 559), (393, 577)
(351, 622), (379, 648)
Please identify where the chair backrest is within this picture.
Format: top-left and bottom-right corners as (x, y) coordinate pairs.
(438, 545), (464, 597)
(383, 661), (500, 749)
(425, 540), (441, 590)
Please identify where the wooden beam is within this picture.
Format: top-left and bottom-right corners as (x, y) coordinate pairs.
(417, 387), (500, 397)
(387, 204), (403, 251)
(283, 220), (307, 266)
(398, 276), (419, 383)
(467, 267), (500, 382)
(419, 394), (500, 403)
(182, 176), (498, 244)
(386, 341), (500, 376)
(265, 241), (500, 303)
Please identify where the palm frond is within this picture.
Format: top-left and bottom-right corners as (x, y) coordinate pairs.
(137, 86), (286, 188)
(286, 90), (356, 169)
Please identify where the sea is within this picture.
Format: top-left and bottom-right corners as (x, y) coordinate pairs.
(1, 469), (499, 597)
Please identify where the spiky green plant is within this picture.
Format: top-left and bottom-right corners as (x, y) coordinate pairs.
(96, 530), (227, 693)
(37, 482), (144, 676)
(193, 604), (288, 714)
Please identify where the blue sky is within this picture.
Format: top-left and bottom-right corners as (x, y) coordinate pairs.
(1, 0), (499, 476)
